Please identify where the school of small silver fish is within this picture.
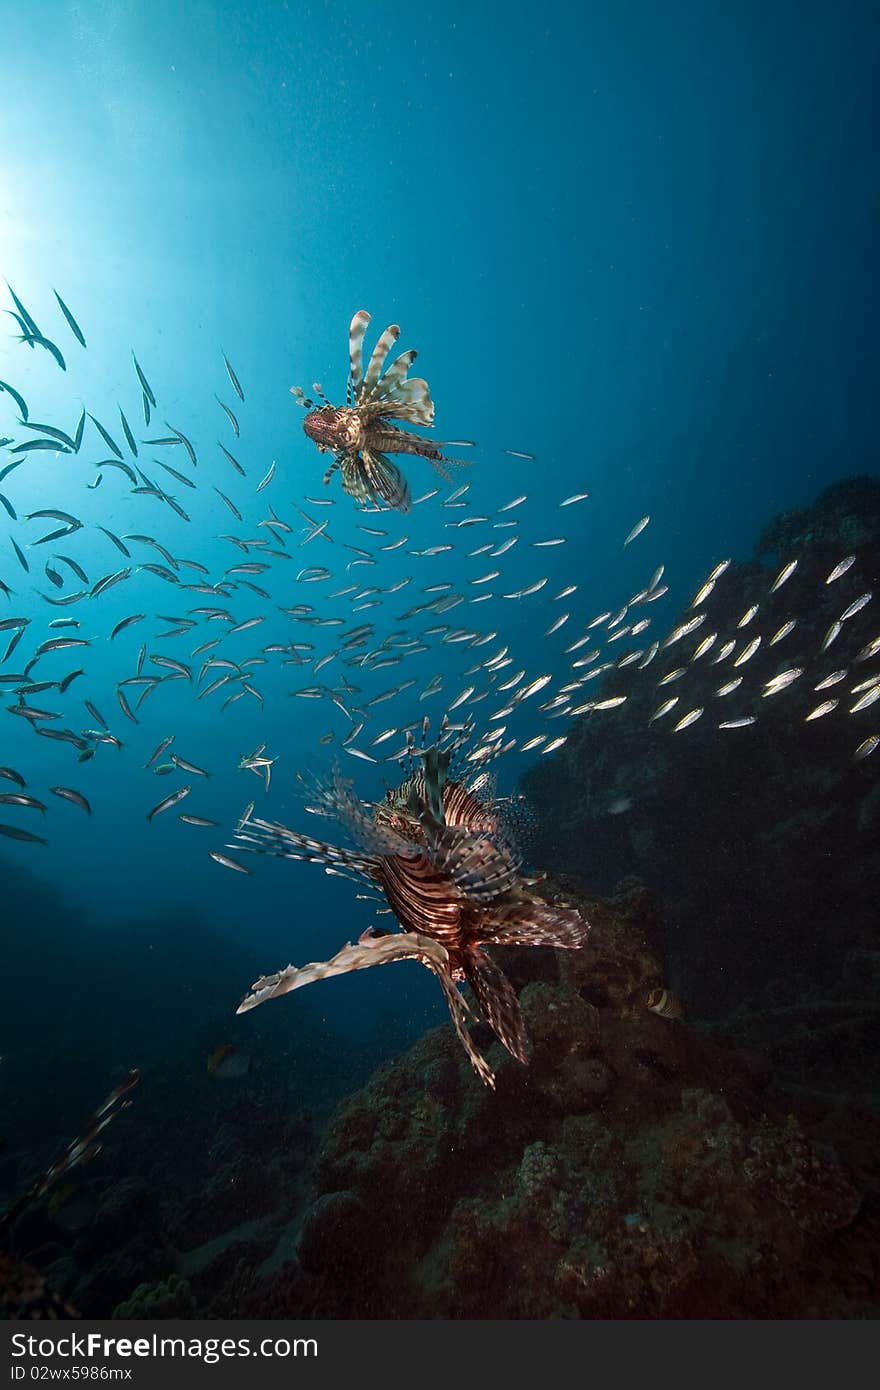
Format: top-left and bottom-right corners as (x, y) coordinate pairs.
(1, 292), (878, 1074)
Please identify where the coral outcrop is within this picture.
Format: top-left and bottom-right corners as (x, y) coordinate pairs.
(239, 883), (877, 1318)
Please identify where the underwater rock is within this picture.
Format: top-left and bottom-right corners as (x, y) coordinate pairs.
(522, 476), (880, 1030)
(112, 1274), (196, 1320)
(239, 877), (876, 1318)
(88, 1178), (151, 1245)
(297, 1191), (378, 1277)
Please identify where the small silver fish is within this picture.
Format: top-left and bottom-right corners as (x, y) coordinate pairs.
(623, 515), (650, 547)
(645, 700), (678, 722)
(147, 785), (191, 820)
(855, 635), (880, 662)
(768, 620), (796, 646)
(850, 686), (880, 714)
(710, 639), (737, 665)
(257, 460), (276, 492)
(737, 604), (759, 629)
(715, 677), (743, 697)
(209, 850), (251, 874)
(223, 353), (245, 401)
(805, 700), (839, 721)
(825, 555), (855, 584)
(840, 592), (872, 622)
(690, 579), (715, 609)
(733, 635), (761, 667)
(171, 754), (211, 778)
(519, 734), (548, 752)
(814, 670), (847, 690)
(542, 735), (567, 754)
(690, 633), (717, 661)
(769, 559), (797, 593)
(762, 667), (802, 696)
(49, 786), (91, 815)
(673, 707), (703, 731)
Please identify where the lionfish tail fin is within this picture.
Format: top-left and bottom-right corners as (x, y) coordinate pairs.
(462, 947), (529, 1063)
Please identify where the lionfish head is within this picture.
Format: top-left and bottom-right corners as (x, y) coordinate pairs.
(303, 405), (361, 453)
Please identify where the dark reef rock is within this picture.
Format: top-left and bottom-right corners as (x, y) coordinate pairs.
(522, 477), (880, 1040)
(239, 879), (878, 1318)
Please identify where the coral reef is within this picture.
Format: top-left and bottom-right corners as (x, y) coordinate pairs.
(239, 883), (878, 1318)
(4, 876), (877, 1319)
(523, 477), (880, 1032)
(113, 1275), (196, 1320)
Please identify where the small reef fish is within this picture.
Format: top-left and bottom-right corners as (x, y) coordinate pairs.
(646, 988), (684, 1020)
(207, 1043), (251, 1079)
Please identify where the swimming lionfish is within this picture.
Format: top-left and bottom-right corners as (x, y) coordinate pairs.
(1, 1069), (139, 1319)
(292, 310), (472, 513)
(233, 731), (588, 1085)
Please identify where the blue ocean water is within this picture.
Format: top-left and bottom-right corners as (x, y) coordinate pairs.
(1, 0), (878, 1320)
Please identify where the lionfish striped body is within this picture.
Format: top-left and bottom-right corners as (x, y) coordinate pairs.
(234, 740), (588, 1084)
(292, 310), (470, 513)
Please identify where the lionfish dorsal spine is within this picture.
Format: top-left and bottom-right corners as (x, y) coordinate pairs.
(348, 310), (370, 392)
(360, 324), (401, 399)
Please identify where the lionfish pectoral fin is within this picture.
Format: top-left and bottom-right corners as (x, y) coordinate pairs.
(423, 957), (496, 1087)
(236, 933), (434, 1013)
(489, 901), (590, 950)
(319, 764), (419, 858)
(462, 947), (529, 1064)
(232, 812), (378, 879)
(360, 449), (411, 512)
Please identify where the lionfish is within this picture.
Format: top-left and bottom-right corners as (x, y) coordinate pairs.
(233, 728), (588, 1085)
(291, 310), (473, 513)
(1, 1070), (138, 1319)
